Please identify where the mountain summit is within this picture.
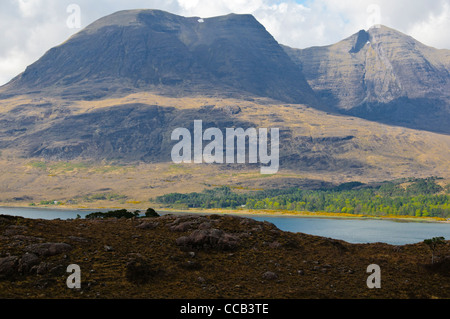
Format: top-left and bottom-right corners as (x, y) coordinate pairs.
(283, 25), (450, 134)
(2, 9), (316, 105)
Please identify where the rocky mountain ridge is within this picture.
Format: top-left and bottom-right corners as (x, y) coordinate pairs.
(283, 25), (450, 134)
(1, 9), (317, 106)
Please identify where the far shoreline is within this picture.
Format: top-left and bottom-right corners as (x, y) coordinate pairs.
(155, 208), (450, 224)
(1, 203), (449, 224)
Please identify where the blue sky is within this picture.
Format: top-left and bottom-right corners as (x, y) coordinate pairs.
(0, 0), (449, 86)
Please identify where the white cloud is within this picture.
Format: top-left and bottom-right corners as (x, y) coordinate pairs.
(17, 0), (43, 17)
(0, 49), (29, 84)
(1, 0), (449, 86)
(408, 1), (450, 49)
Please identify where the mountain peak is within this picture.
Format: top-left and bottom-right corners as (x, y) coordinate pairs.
(77, 9), (192, 37)
(79, 9), (259, 35)
(283, 25), (450, 134)
(367, 24), (390, 31)
(1, 9), (316, 105)
(364, 24), (410, 35)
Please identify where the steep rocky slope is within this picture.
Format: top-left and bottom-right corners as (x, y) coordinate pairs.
(283, 25), (450, 134)
(1, 9), (316, 106)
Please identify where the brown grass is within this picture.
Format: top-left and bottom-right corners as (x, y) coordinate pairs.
(0, 214), (448, 299)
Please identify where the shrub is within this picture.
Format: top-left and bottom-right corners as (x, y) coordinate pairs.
(145, 208), (160, 218)
(85, 209), (139, 219)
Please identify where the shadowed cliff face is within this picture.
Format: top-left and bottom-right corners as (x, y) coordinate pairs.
(283, 25), (450, 134)
(2, 9), (317, 106)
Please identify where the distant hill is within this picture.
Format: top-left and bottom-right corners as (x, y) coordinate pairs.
(283, 25), (450, 134)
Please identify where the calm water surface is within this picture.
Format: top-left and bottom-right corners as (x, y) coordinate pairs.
(251, 216), (449, 245)
(1, 207), (448, 245)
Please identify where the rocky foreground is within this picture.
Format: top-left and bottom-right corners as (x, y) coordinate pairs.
(0, 213), (449, 299)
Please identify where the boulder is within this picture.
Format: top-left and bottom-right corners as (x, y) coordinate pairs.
(34, 262), (49, 275)
(18, 253), (40, 273)
(0, 256), (19, 277)
(198, 222), (212, 230)
(136, 221), (159, 230)
(170, 221), (194, 232)
(24, 243), (72, 257)
(176, 228), (240, 251)
(262, 271), (278, 280)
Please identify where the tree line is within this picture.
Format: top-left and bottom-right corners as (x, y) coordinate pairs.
(155, 178), (450, 218)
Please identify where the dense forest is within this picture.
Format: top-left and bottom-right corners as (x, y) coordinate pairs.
(155, 178), (450, 218)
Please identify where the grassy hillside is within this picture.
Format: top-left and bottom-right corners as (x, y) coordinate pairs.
(0, 93), (449, 208)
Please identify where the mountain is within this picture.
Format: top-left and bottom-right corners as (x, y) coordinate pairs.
(1, 9), (316, 105)
(0, 11), (449, 206)
(283, 25), (450, 134)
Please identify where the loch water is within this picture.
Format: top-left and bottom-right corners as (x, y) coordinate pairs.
(1, 207), (448, 245)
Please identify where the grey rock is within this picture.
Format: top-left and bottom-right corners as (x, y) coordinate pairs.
(198, 222), (212, 230)
(170, 221), (194, 232)
(136, 221), (159, 230)
(35, 262), (49, 275)
(25, 243), (72, 257)
(0, 256), (19, 277)
(262, 271), (278, 280)
(176, 228), (240, 251)
(18, 253), (40, 273)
